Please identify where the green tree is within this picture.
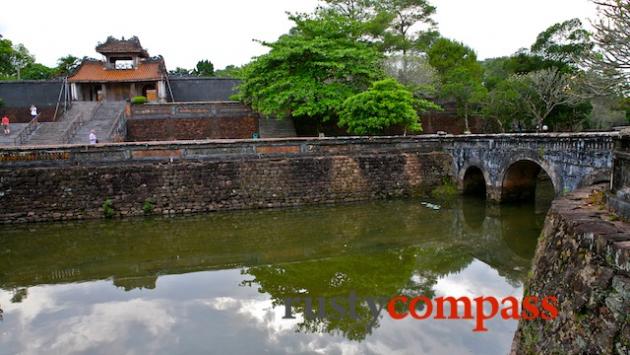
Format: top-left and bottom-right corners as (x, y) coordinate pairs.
(169, 67), (191, 76)
(515, 68), (583, 130)
(236, 11), (384, 124)
(10, 43), (34, 80)
(375, 0), (438, 54)
(530, 18), (593, 67)
(0, 38), (34, 79)
(339, 78), (437, 135)
(21, 63), (55, 80)
(428, 38), (487, 132)
(193, 59), (215, 77)
(56, 55), (80, 77)
(214, 65), (243, 78)
(483, 76), (530, 132)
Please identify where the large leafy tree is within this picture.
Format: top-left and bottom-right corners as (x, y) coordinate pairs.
(21, 63), (55, 80)
(193, 59), (215, 77)
(339, 78), (437, 135)
(428, 38), (487, 132)
(580, 0), (630, 95)
(530, 18), (593, 67)
(0, 37), (34, 80)
(515, 68), (582, 130)
(55, 55), (80, 77)
(237, 10), (384, 124)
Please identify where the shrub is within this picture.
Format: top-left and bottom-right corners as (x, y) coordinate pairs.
(143, 199), (155, 214)
(431, 178), (459, 200)
(102, 199), (114, 218)
(131, 96), (148, 105)
(0, 98), (4, 108)
(339, 79), (438, 135)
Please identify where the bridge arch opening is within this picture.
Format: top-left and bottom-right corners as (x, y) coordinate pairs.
(463, 166), (487, 198)
(501, 160), (555, 205)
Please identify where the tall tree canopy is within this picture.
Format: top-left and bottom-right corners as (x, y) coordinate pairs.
(428, 38), (486, 132)
(56, 55), (81, 77)
(193, 59), (215, 77)
(236, 10), (384, 123)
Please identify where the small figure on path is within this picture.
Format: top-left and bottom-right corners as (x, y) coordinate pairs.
(1, 115), (9, 135)
(89, 130), (98, 144)
(30, 104), (38, 121)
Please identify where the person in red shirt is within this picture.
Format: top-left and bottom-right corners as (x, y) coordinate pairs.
(1, 115), (9, 135)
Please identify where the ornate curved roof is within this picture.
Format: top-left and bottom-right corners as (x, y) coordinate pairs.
(96, 36), (149, 58)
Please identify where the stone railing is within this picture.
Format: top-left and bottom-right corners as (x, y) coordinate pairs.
(0, 133), (618, 168)
(12, 116), (39, 145)
(60, 113), (85, 144)
(107, 109), (127, 142)
(128, 101), (255, 119)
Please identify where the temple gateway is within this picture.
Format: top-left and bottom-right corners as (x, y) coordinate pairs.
(69, 36), (169, 102)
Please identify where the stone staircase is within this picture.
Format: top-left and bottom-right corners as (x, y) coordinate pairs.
(0, 123), (29, 146)
(69, 101), (125, 144)
(24, 102), (99, 146)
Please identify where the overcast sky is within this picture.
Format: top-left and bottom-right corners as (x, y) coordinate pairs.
(0, 0), (599, 71)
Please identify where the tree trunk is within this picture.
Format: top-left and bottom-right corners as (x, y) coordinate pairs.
(464, 103), (470, 133)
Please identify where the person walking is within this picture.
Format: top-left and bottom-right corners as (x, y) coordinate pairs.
(1, 115), (9, 135)
(89, 130), (97, 144)
(30, 104), (38, 121)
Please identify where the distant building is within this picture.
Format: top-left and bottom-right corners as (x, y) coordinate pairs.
(69, 36), (168, 102)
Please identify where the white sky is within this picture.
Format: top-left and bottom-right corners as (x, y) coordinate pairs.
(0, 0), (598, 71)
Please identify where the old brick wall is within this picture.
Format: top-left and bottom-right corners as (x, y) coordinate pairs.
(126, 102), (259, 141)
(0, 138), (453, 223)
(511, 185), (630, 354)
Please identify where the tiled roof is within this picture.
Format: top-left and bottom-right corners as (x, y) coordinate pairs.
(69, 61), (164, 82)
(96, 36), (149, 57)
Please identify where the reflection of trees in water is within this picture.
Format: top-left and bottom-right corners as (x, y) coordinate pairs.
(10, 288), (28, 303)
(241, 244), (474, 341)
(0, 197), (544, 340)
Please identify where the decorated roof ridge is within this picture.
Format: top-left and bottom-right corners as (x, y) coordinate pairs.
(96, 36), (149, 57)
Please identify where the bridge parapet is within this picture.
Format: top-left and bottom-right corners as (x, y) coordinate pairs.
(451, 132), (618, 202)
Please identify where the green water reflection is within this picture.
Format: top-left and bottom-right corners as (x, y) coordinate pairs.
(0, 197), (547, 354)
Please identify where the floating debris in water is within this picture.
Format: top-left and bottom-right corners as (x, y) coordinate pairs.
(421, 202), (441, 210)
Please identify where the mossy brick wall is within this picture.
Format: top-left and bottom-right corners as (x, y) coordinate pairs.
(511, 185), (630, 355)
(125, 102), (259, 141)
(0, 138), (452, 223)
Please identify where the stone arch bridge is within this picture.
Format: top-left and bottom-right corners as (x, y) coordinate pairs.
(450, 133), (617, 202)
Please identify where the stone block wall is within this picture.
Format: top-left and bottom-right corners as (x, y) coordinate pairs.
(610, 129), (630, 221)
(126, 102), (259, 141)
(511, 185), (630, 354)
(0, 138), (452, 223)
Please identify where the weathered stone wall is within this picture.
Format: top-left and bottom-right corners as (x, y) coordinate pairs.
(511, 185), (630, 354)
(609, 129), (630, 221)
(126, 102), (259, 141)
(0, 137), (452, 223)
(451, 132), (616, 201)
(167, 77), (239, 102)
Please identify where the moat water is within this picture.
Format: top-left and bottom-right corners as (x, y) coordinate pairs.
(0, 196), (551, 355)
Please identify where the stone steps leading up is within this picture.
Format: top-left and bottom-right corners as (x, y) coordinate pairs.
(0, 123), (29, 146)
(22, 102), (99, 146)
(70, 102), (125, 144)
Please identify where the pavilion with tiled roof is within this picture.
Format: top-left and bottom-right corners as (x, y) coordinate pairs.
(69, 36), (168, 102)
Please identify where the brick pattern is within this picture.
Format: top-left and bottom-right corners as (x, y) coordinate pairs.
(126, 102), (259, 141)
(0, 151), (452, 224)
